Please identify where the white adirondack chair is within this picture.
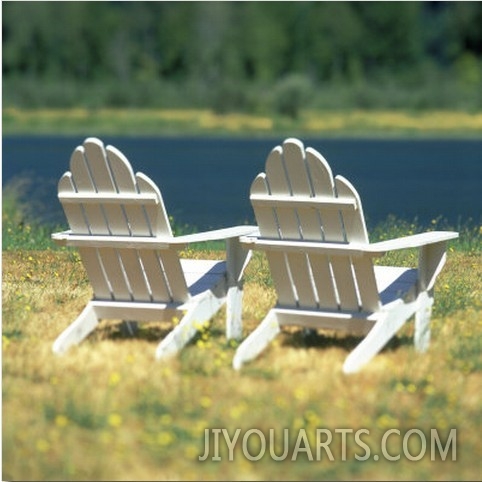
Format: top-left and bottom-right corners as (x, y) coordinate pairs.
(233, 138), (458, 373)
(52, 137), (256, 359)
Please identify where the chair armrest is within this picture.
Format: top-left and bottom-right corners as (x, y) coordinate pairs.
(171, 226), (258, 244)
(240, 236), (377, 258)
(365, 231), (459, 254)
(52, 230), (78, 245)
(52, 226), (259, 250)
(52, 230), (178, 249)
(368, 231), (458, 292)
(239, 230), (459, 259)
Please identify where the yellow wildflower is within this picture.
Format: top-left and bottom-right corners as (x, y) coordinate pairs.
(108, 372), (121, 387)
(55, 415), (69, 428)
(157, 431), (175, 446)
(36, 439), (50, 452)
(108, 413), (123, 428)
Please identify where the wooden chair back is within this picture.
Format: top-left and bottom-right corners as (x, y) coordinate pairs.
(58, 138), (189, 303)
(250, 138), (380, 312)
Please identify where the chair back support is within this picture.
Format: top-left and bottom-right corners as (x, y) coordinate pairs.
(250, 138), (380, 312)
(58, 138), (189, 303)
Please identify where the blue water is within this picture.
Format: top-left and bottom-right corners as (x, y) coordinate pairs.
(2, 135), (481, 230)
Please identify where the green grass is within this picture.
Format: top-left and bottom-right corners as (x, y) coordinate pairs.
(3, 107), (482, 137)
(3, 192), (481, 480)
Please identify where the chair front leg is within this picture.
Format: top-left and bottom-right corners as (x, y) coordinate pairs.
(343, 298), (418, 374)
(414, 290), (434, 353)
(52, 302), (99, 355)
(225, 237), (252, 341)
(226, 285), (243, 340)
(418, 241), (447, 292)
(233, 310), (281, 370)
(155, 291), (224, 360)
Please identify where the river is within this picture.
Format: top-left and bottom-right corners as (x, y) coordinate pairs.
(3, 135), (481, 230)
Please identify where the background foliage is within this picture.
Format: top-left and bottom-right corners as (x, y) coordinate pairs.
(3, 1), (482, 114)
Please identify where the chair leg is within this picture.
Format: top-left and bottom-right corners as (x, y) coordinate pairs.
(52, 303), (99, 355)
(226, 285), (243, 341)
(414, 291), (433, 353)
(342, 299), (417, 374)
(121, 321), (139, 337)
(155, 292), (224, 360)
(233, 311), (281, 370)
(225, 237), (252, 342)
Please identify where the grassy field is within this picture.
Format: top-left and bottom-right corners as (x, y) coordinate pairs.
(2, 111), (481, 479)
(3, 194), (482, 480)
(3, 107), (482, 137)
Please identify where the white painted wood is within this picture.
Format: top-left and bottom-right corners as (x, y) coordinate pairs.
(334, 175), (368, 243)
(58, 172), (90, 234)
(251, 194), (357, 211)
(117, 249), (152, 302)
(375, 266), (418, 305)
(308, 254), (339, 309)
(250, 174), (279, 237)
(52, 137), (253, 359)
(368, 231), (459, 252)
(97, 248), (132, 301)
(226, 285), (243, 340)
(274, 308), (376, 333)
(418, 241), (448, 292)
(136, 172), (172, 237)
(266, 145), (300, 239)
(180, 259), (225, 297)
(352, 256), (380, 312)
(155, 290), (225, 359)
(240, 237), (382, 258)
(306, 147), (343, 242)
(84, 138), (130, 236)
(233, 311), (281, 370)
(159, 250), (189, 302)
(330, 257), (359, 310)
(414, 291), (433, 352)
(268, 252), (298, 307)
(342, 297), (419, 374)
(249, 171), (297, 305)
(59, 192), (159, 204)
(106, 145), (153, 236)
(225, 237), (252, 340)
(70, 147), (110, 235)
(138, 250), (171, 302)
(289, 253), (318, 308)
(174, 225), (258, 244)
(283, 138), (322, 242)
(77, 247), (112, 300)
(234, 137), (459, 373)
(52, 303), (99, 354)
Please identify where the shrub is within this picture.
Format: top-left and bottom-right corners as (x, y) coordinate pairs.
(272, 73), (314, 119)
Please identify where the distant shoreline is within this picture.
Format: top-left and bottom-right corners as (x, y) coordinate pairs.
(3, 108), (482, 138)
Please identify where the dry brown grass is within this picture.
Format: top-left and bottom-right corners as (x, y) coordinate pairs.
(3, 248), (481, 480)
